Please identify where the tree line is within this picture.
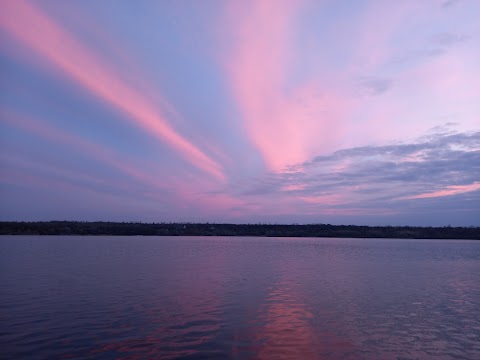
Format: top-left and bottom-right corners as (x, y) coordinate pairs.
(0, 221), (479, 239)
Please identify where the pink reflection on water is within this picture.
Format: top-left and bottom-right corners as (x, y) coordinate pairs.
(251, 282), (319, 359)
(238, 259), (356, 360)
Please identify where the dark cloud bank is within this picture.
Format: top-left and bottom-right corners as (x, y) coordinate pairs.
(234, 129), (480, 226)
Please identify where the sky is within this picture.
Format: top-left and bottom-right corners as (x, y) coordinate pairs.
(0, 0), (479, 226)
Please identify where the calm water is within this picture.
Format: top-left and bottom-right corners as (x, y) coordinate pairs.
(1, 236), (479, 360)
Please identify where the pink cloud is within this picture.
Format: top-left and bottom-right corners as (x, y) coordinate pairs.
(399, 182), (480, 200)
(0, 109), (183, 194)
(0, 166), (172, 221)
(348, 1), (424, 70)
(221, 1), (353, 172)
(222, 1), (422, 173)
(2, 109), (251, 215)
(0, 156), (130, 208)
(0, 109), (219, 211)
(300, 194), (346, 206)
(393, 50), (480, 131)
(0, 0), (224, 180)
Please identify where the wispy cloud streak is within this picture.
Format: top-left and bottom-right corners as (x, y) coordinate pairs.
(223, 0), (344, 172)
(0, 109), (181, 196)
(0, 0), (224, 180)
(399, 183), (480, 200)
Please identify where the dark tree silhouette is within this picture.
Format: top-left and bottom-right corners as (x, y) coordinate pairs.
(0, 221), (478, 239)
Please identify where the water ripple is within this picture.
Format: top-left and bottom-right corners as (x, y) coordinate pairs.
(1, 236), (479, 359)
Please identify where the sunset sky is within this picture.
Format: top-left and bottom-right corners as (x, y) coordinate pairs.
(1, 0), (479, 226)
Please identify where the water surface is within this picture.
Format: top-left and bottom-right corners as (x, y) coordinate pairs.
(1, 236), (479, 359)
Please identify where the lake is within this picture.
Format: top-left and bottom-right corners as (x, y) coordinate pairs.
(1, 236), (479, 359)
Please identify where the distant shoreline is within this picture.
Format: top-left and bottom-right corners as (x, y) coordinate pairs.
(1, 221), (479, 240)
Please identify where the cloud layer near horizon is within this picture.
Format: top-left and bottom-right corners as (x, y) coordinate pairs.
(0, 0), (479, 225)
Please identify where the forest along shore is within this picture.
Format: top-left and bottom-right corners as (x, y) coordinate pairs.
(1, 222), (479, 240)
